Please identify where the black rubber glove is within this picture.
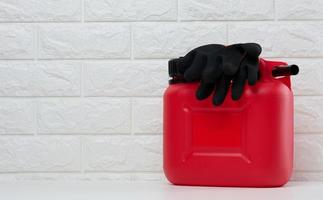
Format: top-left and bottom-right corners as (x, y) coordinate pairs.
(173, 43), (262, 106)
(196, 43), (262, 105)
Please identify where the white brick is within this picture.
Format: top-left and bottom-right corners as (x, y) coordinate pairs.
(295, 134), (323, 171)
(39, 24), (130, 59)
(292, 171), (323, 181)
(229, 23), (323, 57)
(84, 61), (168, 97)
(38, 99), (131, 134)
(282, 58), (323, 96)
(133, 22), (227, 58)
(0, 136), (80, 172)
(0, 0), (81, 22)
(85, 0), (176, 21)
(0, 24), (34, 59)
(180, 0), (273, 20)
(132, 98), (162, 134)
(295, 97), (323, 133)
(277, 0), (323, 20)
(83, 136), (162, 171)
(0, 62), (80, 96)
(0, 100), (36, 134)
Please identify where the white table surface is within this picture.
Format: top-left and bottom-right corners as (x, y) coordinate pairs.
(0, 181), (322, 200)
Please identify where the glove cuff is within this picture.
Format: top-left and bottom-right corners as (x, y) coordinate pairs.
(168, 58), (186, 84)
(168, 58), (180, 76)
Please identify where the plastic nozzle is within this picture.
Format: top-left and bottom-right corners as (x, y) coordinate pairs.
(272, 65), (299, 77)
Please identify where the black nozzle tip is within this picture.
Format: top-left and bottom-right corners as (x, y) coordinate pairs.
(290, 64), (299, 75)
(272, 64), (299, 77)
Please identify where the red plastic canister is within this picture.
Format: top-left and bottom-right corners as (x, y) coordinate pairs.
(163, 58), (294, 187)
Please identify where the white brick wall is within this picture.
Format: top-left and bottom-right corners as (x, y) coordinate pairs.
(0, 0), (321, 182)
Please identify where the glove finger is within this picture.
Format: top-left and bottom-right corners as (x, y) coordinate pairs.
(195, 44), (225, 54)
(231, 65), (247, 100)
(184, 53), (206, 81)
(247, 59), (259, 85)
(213, 75), (231, 106)
(241, 43), (262, 58)
(196, 82), (215, 100)
(178, 44), (225, 75)
(196, 56), (222, 100)
(222, 45), (245, 76)
(201, 56), (222, 82)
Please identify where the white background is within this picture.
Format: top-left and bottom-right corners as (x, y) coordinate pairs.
(0, 0), (322, 182)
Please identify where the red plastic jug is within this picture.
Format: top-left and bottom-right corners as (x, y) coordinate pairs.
(163, 58), (296, 187)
